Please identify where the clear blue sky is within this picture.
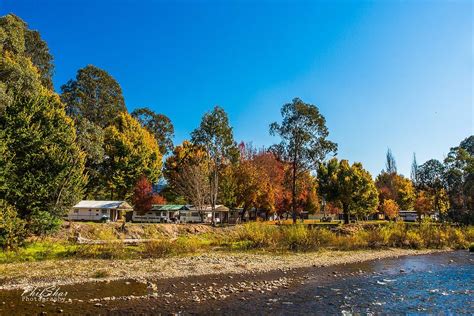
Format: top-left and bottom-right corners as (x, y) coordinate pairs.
(2, 0), (472, 177)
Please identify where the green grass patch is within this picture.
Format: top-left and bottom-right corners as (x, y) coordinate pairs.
(0, 241), (78, 263)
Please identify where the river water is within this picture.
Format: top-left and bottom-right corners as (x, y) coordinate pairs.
(0, 251), (472, 315)
(238, 250), (474, 315)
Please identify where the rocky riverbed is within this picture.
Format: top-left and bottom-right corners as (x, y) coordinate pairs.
(0, 249), (457, 315)
(0, 248), (439, 290)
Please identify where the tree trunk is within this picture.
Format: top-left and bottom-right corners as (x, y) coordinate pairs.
(240, 208), (247, 222)
(343, 204), (349, 224)
(292, 152), (297, 224)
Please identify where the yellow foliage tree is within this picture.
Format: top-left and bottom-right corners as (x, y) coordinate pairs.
(103, 112), (162, 199)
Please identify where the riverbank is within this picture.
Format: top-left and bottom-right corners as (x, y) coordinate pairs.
(0, 248), (442, 290)
(1, 250), (469, 316)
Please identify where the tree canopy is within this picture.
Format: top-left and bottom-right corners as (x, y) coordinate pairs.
(191, 106), (238, 212)
(270, 98), (337, 223)
(61, 65), (127, 128)
(0, 14), (51, 111)
(131, 107), (174, 156)
(0, 94), (86, 233)
(164, 141), (210, 213)
(375, 172), (415, 211)
(318, 158), (378, 223)
(103, 112), (162, 199)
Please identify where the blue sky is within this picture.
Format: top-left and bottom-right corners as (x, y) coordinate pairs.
(2, 0), (472, 177)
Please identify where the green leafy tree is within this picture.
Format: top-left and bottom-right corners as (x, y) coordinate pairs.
(103, 112), (162, 199)
(75, 117), (106, 198)
(61, 65), (127, 128)
(24, 27), (54, 89)
(318, 158), (379, 223)
(0, 14), (53, 89)
(444, 136), (474, 223)
(191, 106), (238, 215)
(411, 153), (418, 187)
(0, 129), (10, 193)
(218, 163), (238, 209)
(0, 14), (51, 110)
(0, 200), (26, 250)
(385, 148), (397, 174)
(270, 98), (337, 223)
(0, 94), (86, 233)
(131, 107), (174, 156)
(416, 159), (449, 219)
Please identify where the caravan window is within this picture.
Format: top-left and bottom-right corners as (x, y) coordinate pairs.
(101, 210), (108, 214)
(191, 212), (199, 217)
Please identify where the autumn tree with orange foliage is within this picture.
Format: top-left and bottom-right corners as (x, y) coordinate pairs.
(381, 199), (399, 220)
(375, 172), (415, 211)
(414, 190), (433, 219)
(132, 176), (166, 215)
(231, 143), (318, 220)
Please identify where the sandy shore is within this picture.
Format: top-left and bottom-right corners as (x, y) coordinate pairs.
(0, 248), (444, 290)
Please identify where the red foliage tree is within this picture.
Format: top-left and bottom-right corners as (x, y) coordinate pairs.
(132, 176), (166, 215)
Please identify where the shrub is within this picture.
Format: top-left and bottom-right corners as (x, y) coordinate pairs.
(141, 239), (175, 258)
(385, 222), (408, 247)
(446, 227), (467, 249)
(27, 210), (61, 236)
(235, 222), (277, 249)
(308, 227), (337, 248)
(405, 230), (423, 249)
(92, 269), (111, 278)
(0, 200), (27, 250)
(418, 221), (448, 248)
(76, 242), (130, 259)
(338, 230), (369, 250)
(283, 224), (311, 251)
(365, 228), (388, 249)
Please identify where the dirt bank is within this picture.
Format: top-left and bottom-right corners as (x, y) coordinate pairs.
(50, 222), (231, 241)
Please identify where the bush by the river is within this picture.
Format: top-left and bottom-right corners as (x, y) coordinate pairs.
(0, 221), (472, 263)
(228, 221), (471, 251)
(0, 200), (27, 250)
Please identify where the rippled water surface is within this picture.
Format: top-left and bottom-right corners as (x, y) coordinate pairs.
(250, 251), (474, 315)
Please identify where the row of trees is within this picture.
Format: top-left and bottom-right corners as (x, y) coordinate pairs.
(0, 14), (472, 250)
(0, 14), (172, 243)
(161, 98), (385, 225)
(370, 137), (474, 224)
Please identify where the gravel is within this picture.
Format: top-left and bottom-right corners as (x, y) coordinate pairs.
(0, 248), (442, 290)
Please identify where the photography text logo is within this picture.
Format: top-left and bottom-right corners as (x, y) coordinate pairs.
(21, 286), (68, 302)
